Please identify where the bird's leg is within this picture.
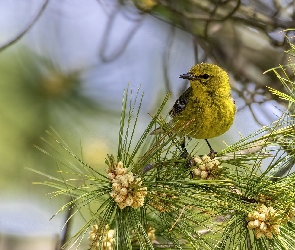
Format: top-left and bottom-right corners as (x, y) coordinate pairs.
(205, 139), (216, 159)
(180, 137), (189, 159)
(180, 137), (194, 178)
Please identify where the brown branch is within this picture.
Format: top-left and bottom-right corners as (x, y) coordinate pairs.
(0, 0), (49, 52)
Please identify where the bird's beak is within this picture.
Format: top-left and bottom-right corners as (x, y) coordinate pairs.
(179, 73), (194, 80)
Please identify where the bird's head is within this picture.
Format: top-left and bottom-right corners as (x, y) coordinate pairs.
(179, 63), (230, 95)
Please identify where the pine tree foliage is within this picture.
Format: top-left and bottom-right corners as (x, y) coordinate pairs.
(30, 47), (295, 249)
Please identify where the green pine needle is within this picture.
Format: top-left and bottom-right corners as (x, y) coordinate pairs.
(30, 39), (295, 249)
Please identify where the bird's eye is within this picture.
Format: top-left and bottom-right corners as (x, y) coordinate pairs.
(200, 74), (210, 79)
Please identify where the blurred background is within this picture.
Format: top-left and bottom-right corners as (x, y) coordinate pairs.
(0, 0), (294, 249)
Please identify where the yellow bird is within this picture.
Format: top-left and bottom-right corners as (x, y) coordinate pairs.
(156, 63), (236, 156)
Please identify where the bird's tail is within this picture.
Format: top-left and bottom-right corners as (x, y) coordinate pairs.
(150, 121), (173, 135)
(150, 127), (164, 135)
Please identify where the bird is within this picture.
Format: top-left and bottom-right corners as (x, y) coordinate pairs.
(154, 63), (236, 157)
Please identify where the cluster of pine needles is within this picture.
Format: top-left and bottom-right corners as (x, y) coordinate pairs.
(30, 61), (295, 249)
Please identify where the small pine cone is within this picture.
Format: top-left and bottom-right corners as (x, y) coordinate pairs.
(125, 173), (135, 183)
(200, 170), (208, 179)
(270, 224), (280, 234)
(248, 220), (260, 229)
(112, 183), (121, 192)
(110, 191), (116, 198)
(250, 211), (260, 220)
(107, 172), (115, 180)
(205, 162), (214, 170)
(212, 159), (220, 165)
(120, 188), (128, 196)
(114, 194), (125, 203)
(199, 164), (207, 171)
(258, 213), (266, 222)
(118, 202), (127, 209)
(193, 156), (202, 165)
(259, 222), (267, 232)
(120, 178), (129, 188)
(268, 206), (276, 215)
(125, 195), (134, 206)
(116, 167), (126, 175)
(193, 168), (201, 177)
(265, 229), (273, 239)
(258, 204), (268, 215)
(201, 155), (210, 163)
(254, 228), (264, 239)
(117, 161), (124, 168)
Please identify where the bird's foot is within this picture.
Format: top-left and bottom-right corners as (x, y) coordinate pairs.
(205, 139), (216, 159)
(180, 138), (189, 159)
(207, 148), (216, 159)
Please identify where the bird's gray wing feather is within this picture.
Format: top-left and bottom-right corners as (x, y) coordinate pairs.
(169, 87), (193, 117)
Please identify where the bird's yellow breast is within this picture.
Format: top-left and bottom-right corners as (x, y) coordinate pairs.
(173, 92), (235, 139)
(168, 63), (235, 139)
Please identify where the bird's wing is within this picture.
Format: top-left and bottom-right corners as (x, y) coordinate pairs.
(169, 87), (193, 117)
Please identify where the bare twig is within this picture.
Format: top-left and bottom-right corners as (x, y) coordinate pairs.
(0, 0), (49, 52)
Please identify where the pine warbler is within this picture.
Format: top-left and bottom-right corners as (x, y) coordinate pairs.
(154, 63), (236, 155)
